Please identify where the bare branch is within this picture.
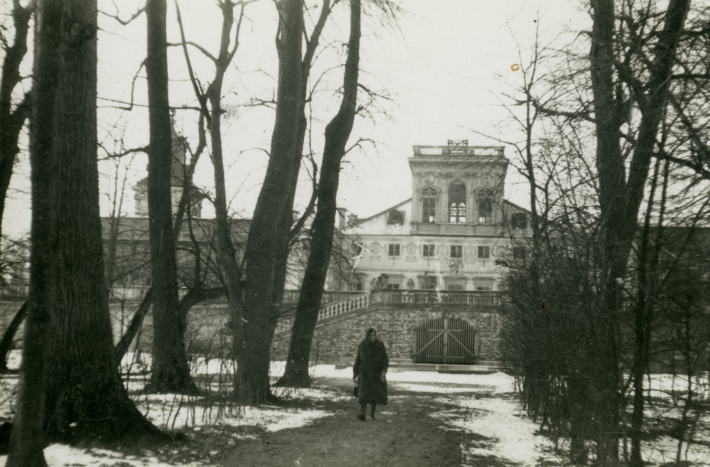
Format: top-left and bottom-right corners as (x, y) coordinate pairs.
(100, 1), (146, 25)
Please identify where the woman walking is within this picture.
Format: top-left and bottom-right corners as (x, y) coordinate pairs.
(353, 327), (389, 421)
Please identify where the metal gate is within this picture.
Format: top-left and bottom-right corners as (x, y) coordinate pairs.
(413, 317), (478, 364)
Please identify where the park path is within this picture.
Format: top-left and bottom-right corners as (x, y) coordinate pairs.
(219, 380), (465, 467)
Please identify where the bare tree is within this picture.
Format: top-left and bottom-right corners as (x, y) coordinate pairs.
(9, 1), (163, 464)
(0, 0), (32, 246)
(277, 0), (361, 388)
(587, 1), (690, 463)
(173, 0), (250, 366)
(6, 0), (57, 459)
(145, 0), (196, 394)
(236, 0), (314, 404)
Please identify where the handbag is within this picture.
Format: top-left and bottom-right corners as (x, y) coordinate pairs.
(353, 385), (359, 397)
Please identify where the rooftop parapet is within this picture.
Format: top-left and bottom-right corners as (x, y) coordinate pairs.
(412, 144), (505, 157)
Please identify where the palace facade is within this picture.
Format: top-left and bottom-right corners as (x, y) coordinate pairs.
(343, 141), (530, 293)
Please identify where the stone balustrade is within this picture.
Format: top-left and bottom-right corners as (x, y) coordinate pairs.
(317, 293), (370, 321)
(281, 290), (362, 306)
(370, 289), (500, 306)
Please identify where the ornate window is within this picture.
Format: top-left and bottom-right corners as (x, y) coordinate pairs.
(422, 244), (436, 257)
(478, 191), (493, 225)
(450, 245), (463, 258)
(420, 276), (438, 290)
(478, 246), (491, 259)
(511, 213), (527, 229)
(448, 182), (466, 223)
(388, 244), (401, 257)
(422, 187), (437, 223)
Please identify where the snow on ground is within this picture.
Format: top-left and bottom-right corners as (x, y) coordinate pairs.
(134, 395), (331, 432)
(641, 434), (710, 466)
(429, 375), (566, 466)
(2, 360), (708, 466)
(440, 395), (565, 466)
(41, 445), (203, 467)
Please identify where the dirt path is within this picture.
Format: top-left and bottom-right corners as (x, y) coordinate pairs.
(219, 380), (465, 467)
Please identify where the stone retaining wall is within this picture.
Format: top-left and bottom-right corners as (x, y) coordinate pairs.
(271, 304), (502, 364)
(2, 299), (504, 365)
(0, 299), (233, 356)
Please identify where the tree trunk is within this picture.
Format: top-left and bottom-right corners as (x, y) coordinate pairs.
(235, 0), (305, 405)
(589, 1), (690, 464)
(6, 1), (60, 462)
(9, 1), (163, 457)
(269, 0), (332, 323)
(37, 0), (163, 442)
(0, 1), (32, 246)
(0, 301), (27, 372)
(203, 2), (246, 362)
(277, 0), (361, 388)
(114, 288), (152, 363)
(629, 161), (660, 467)
(145, 0), (196, 394)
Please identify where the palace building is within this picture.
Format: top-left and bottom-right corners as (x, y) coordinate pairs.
(272, 141), (531, 366)
(342, 140), (530, 294)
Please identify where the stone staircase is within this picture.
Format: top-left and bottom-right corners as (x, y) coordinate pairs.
(274, 291), (372, 337)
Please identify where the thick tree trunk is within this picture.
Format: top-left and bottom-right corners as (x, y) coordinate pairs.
(0, 302), (27, 372)
(0, 2), (32, 245)
(270, 0), (332, 318)
(277, 0), (361, 388)
(235, 0), (305, 405)
(10, 1), (163, 457)
(37, 0), (163, 443)
(589, 9), (626, 456)
(145, 0), (196, 394)
(6, 1), (60, 463)
(236, 0), (335, 403)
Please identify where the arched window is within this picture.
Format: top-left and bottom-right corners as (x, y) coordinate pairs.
(478, 190), (493, 225)
(387, 210), (404, 225)
(448, 182), (466, 223)
(422, 187), (437, 223)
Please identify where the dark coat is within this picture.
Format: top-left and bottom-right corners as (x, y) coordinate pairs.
(353, 339), (389, 405)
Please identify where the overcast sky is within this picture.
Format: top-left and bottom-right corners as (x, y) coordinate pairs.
(1, 0), (591, 238)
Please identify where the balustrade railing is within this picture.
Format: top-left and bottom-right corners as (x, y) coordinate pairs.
(281, 290), (362, 305)
(370, 289), (500, 306)
(317, 292), (370, 321)
(274, 291), (370, 336)
(413, 146), (505, 157)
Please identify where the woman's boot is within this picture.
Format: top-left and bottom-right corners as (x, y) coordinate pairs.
(370, 404), (376, 420)
(357, 403), (366, 421)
